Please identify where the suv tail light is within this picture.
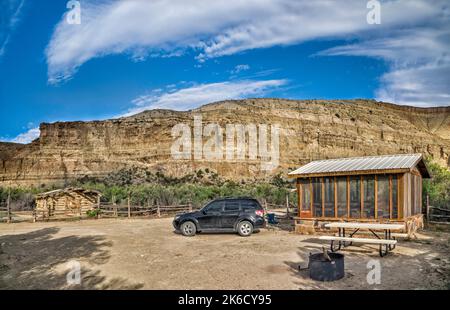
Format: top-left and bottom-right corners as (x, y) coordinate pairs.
(255, 210), (264, 217)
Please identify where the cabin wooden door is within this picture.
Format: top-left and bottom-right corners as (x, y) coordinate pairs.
(300, 207), (312, 219)
(298, 180), (313, 218)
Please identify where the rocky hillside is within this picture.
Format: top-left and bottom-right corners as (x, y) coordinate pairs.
(1, 99), (449, 187)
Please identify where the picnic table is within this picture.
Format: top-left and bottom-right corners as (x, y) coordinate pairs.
(319, 222), (405, 257)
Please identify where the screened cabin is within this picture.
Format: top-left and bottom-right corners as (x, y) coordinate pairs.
(288, 154), (430, 222)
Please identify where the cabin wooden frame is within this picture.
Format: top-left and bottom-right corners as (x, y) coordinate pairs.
(288, 154), (430, 223)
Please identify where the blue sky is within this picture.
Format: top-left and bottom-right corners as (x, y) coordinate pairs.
(1, 0), (449, 143)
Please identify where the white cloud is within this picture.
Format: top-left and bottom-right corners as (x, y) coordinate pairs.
(376, 63), (450, 107)
(4, 127), (40, 144)
(0, 0), (25, 58)
(230, 64), (250, 75)
(45, 0), (434, 81)
(45, 0), (450, 106)
(123, 79), (287, 116)
(318, 24), (450, 106)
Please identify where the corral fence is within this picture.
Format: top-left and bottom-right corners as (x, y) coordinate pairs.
(1, 201), (294, 223)
(427, 205), (450, 224)
(0, 202), (197, 223)
(425, 195), (450, 224)
(97, 203), (196, 219)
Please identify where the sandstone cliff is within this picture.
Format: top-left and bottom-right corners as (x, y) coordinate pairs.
(1, 99), (449, 187)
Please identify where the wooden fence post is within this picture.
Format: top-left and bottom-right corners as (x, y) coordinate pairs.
(286, 193), (290, 217)
(189, 203), (192, 212)
(96, 196), (100, 219)
(157, 204), (161, 218)
(128, 195), (131, 219)
(32, 207), (36, 223)
(426, 195), (430, 223)
(6, 187), (11, 224)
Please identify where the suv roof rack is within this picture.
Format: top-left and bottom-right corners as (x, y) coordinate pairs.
(220, 196), (257, 200)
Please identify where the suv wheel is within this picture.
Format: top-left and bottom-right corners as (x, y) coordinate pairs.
(180, 221), (197, 236)
(237, 221), (253, 237)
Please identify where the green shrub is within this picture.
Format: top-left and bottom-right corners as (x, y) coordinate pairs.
(0, 168), (298, 209)
(423, 157), (450, 208)
(86, 209), (101, 217)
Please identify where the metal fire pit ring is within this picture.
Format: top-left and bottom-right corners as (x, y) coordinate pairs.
(300, 252), (345, 282)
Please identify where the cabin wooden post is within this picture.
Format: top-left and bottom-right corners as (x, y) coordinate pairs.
(346, 176), (350, 218)
(334, 177), (338, 218)
(388, 175), (392, 220)
(321, 177), (325, 217)
(360, 176), (364, 219)
(374, 175), (378, 220)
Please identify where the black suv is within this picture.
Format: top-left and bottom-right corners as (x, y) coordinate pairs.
(173, 197), (265, 237)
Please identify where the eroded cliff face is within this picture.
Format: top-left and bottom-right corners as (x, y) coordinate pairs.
(1, 99), (449, 187)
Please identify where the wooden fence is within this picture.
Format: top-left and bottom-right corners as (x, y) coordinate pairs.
(0, 203), (196, 223)
(427, 205), (450, 224)
(97, 203), (195, 219)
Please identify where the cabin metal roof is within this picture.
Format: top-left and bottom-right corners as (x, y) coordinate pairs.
(288, 153), (430, 178)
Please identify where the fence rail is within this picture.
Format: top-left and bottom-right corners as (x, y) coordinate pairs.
(0, 203), (196, 223)
(97, 203), (195, 218)
(427, 205), (450, 223)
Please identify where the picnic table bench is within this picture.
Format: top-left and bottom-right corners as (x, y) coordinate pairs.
(319, 222), (405, 257)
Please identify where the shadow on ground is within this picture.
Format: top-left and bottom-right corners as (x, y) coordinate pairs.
(282, 232), (450, 289)
(0, 227), (143, 289)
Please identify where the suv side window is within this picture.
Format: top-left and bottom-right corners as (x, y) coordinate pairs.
(205, 201), (223, 212)
(224, 201), (240, 212)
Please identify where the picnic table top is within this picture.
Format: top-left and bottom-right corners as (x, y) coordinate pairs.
(324, 222), (405, 230)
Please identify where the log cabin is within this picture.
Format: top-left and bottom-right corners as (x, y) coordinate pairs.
(35, 187), (101, 217)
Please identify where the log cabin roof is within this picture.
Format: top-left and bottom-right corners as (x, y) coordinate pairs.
(35, 187), (101, 199)
(288, 153), (430, 178)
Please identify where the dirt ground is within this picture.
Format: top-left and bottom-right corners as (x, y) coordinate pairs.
(0, 217), (449, 290)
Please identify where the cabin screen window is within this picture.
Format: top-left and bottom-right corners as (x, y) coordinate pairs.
(377, 175), (390, 219)
(300, 179), (311, 211)
(323, 177), (335, 217)
(312, 178), (322, 217)
(392, 175), (398, 219)
(336, 177), (347, 217)
(349, 176), (360, 218)
(363, 176), (375, 218)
